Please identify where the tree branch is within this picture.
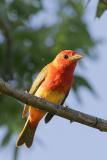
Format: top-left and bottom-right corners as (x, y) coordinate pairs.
(0, 79), (107, 132)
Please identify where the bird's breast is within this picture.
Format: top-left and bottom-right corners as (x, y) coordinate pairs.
(42, 64), (73, 93)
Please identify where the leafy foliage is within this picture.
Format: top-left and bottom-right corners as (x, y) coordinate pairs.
(0, 0), (97, 159)
(96, 0), (107, 17)
(72, 75), (95, 102)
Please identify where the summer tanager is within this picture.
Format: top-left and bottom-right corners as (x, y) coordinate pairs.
(16, 50), (83, 148)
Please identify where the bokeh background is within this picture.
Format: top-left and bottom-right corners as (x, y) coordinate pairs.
(0, 0), (107, 160)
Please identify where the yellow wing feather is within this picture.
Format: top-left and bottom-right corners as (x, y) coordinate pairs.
(22, 64), (49, 118)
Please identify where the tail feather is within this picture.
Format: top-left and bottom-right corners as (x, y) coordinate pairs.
(16, 118), (38, 148)
(45, 113), (54, 123)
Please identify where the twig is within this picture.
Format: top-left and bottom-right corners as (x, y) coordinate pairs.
(0, 16), (13, 80)
(0, 79), (107, 132)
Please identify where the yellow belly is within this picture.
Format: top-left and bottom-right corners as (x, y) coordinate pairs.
(35, 86), (65, 104)
(29, 86), (65, 125)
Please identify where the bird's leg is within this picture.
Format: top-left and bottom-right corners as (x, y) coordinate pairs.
(63, 104), (73, 123)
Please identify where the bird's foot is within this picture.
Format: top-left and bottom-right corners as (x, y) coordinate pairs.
(63, 104), (73, 123)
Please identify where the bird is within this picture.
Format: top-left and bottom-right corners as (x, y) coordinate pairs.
(16, 50), (83, 148)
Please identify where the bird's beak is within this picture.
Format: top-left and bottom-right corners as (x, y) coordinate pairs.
(69, 54), (84, 62)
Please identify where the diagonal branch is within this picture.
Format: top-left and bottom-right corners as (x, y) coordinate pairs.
(0, 79), (107, 132)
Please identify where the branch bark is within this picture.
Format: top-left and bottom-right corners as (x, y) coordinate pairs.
(0, 79), (107, 132)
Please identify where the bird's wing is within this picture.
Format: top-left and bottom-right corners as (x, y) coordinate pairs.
(29, 64), (49, 95)
(44, 90), (70, 123)
(22, 64), (49, 118)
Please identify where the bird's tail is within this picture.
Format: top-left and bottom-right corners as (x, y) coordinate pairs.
(16, 118), (38, 148)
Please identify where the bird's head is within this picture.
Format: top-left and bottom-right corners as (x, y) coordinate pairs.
(53, 50), (83, 69)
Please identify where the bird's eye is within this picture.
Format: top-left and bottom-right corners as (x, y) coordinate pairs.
(64, 55), (69, 59)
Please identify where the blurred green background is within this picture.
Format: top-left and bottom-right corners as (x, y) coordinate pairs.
(0, 0), (106, 159)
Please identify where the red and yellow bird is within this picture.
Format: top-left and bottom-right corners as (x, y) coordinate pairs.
(16, 50), (83, 148)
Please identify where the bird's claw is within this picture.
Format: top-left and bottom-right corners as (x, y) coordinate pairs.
(63, 104), (69, 109)
(63, 104), (73, 123)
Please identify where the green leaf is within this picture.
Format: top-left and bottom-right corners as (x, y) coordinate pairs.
(72, 75), (96, 102)
(96, 0), (107, 17)
(1, 129), (12, 146)
(73, 75), (94, 92)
